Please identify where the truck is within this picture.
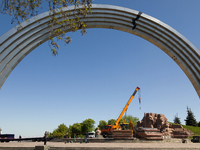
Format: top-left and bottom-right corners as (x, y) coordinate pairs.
(87, 131), (95, 138)
(101, 87), (140, 138)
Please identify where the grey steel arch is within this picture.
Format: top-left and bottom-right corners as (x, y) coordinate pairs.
(0, 4), (200, 97)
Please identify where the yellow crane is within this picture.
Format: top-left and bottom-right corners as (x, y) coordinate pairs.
(101, 87), (140, 137)
(112, 86), (140, 130)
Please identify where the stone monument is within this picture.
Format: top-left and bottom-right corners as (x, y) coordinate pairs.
(137, 113), (193, 139)
(95, 127), (102, 138)
(137, 113), (169, 132)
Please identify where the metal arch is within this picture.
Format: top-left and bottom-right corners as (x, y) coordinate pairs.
(0, 4), (200, 97)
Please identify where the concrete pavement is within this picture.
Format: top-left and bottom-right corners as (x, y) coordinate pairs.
(0, 141), (200, 149)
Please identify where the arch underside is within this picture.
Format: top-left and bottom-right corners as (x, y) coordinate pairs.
(0, 4), (200, 97)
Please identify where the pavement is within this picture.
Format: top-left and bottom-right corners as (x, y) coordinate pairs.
(0, 141), (200, 149)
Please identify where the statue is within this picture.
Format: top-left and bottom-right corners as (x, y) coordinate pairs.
(95, 127), (101, 138)
(137, 113), (169, 130)
(137, 112), (193, 138)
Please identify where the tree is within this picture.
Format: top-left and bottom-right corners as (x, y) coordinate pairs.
(81, 118), (95, 133)
(185, 106), (197, 126)
(108, 119), (116, 125)
(56, 123), (69, 133)
(122, 115), (139, 125)
(197, 121), (200, 127)
(173, 114), (181, 124)
(50, 123), (68, 137)
(98, 120), (107, 130)
(69, 123), (82, 135)
(119, 118), (124, 124)
(0, 0), (92, 55)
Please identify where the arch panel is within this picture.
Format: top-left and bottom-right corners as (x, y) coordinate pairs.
(0, 4), (200, 97)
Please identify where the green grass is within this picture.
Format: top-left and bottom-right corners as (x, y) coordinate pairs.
(182, 125), (200, 136)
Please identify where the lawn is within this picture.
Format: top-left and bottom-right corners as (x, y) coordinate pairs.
(182, 125), (200, 136)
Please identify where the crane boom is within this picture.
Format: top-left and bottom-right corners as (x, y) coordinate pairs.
(113, 87), (140, 129)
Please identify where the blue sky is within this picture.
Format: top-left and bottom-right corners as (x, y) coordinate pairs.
(0, 0), (200, 138)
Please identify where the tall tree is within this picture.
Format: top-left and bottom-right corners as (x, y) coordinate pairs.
(108, 119), (116, 125)
(50, 123), (68, 137)
(98, 120), (107, 130)
(69, 123), (82, 135)
(122, 115), (139, 125)
(185, 106), (197, 126)
(119, 118), (124, 124)
(173, 114), (181, 124)
(81, 118), (95, 133)
(197, 121), (200, 127)
(0, 0), (92, 55)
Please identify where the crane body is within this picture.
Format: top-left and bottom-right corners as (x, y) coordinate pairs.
(101, 87), (140, 138)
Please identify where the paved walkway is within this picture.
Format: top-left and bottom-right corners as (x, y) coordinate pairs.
(0, 141), (200, 149)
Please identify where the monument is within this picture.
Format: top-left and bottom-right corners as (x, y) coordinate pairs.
(136, 113), (194, 139)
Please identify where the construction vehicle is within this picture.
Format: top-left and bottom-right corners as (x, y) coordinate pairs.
(101, 87), (140, 138)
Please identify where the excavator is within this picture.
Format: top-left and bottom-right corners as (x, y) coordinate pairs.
(101, 87), (140, 138)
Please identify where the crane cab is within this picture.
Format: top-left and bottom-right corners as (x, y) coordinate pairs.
(101, 125), (113, 138)
(120, 123), (130, 130)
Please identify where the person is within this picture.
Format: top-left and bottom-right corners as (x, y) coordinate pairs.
(18, 135), (21, 142)
(74, 134), (76, 143)
(66, 134), (68, 143)
(84, 135), (87, 143)
(44, 131), (48, 145)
